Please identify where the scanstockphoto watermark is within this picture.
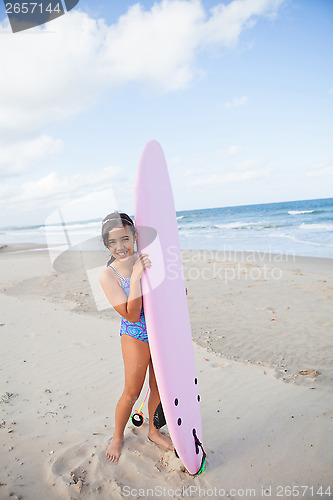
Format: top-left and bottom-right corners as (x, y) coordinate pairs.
(185, 261), (284, 284)
(44, 192), (296, 312)
(3, 0), (80, 33)
(122, 485), (258, 497)
(122, 485), (332, 498)
(181, 247), (296, 265)
(174, 246), (296, 284)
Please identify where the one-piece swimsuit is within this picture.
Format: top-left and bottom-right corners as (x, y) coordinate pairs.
(108, 264), (149, 343)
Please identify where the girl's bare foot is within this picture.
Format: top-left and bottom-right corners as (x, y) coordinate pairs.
(106, 435), (123, 463)
(148, 429), (174, 451)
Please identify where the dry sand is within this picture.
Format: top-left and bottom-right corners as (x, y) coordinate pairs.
(0, 244), (332, 500)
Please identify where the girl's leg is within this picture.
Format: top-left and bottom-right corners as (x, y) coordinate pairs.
(106, 335), (150, 462)
(147, 358), (174, 450)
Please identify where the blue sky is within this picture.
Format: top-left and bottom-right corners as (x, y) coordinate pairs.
(0, 0), (332, 227)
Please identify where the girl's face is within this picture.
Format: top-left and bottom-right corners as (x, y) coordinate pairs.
(107, 225), (137, 261)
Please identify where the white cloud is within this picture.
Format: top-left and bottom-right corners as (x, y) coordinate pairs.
(223, 95), (249, 108)
(232, 157), (265, 170)
(0, 135), (63, 176)
(0, 0), (283, 135)
(215, 145), (242, 159)
(202, 0), (283, 47)
(169, 156), (181, 165)
(188, 166), (272, 186)
(0, 0), (284, 220)
(99, 1), (205, 91)
(182, 167), (206, 177)
(306, 162), (333, 177)
(0, 166), (123, 218)
(227, 145), (242, 155)
(0, 12), (107, 135)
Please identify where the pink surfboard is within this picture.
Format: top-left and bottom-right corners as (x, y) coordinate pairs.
(134, 140), (205, 475)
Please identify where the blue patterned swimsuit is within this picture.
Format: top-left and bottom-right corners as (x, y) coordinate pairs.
(108, 265), (149, 343)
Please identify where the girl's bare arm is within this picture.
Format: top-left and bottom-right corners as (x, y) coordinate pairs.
(99, 254), (151, 323)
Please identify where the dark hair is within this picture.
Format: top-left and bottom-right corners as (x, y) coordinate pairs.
(101, 212), (136, 266)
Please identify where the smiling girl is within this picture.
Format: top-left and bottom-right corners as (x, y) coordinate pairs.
(99, 212), (173, 463)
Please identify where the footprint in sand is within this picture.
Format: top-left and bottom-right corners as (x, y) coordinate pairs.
(211, 362), (231, 369)
(298, 369), (320, 377)
(48, 432), (171, 498)
(49, 426), (205, 498)
(49, 441), (121, 498)
(70, 341), (89, 348)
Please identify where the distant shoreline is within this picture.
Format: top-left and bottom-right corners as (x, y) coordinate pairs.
(1, 198), (332, 259)
(1, 241), (332, 271)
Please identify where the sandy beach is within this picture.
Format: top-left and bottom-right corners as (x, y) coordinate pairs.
(0, 244), (332, 500)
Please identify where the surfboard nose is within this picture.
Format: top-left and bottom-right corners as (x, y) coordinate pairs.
(139, 140), (165, 167)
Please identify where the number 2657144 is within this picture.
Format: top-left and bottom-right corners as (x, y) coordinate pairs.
(5, 3), (62, 14)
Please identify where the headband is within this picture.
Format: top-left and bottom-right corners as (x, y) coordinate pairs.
(102, 216), (134, 226)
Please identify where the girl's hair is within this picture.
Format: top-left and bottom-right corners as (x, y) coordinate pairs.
(101, 212), (136, 266)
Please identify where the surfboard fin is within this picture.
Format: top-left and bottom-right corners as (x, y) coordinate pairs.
(196, 455), (207, 476)
(193, 429), (207, 476)
(153, 402), (166, 429)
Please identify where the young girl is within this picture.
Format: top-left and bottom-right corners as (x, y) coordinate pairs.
(99, 212), (174, 463)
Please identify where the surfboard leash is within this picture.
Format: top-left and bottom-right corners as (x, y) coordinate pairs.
(193, 429), (207, 475)
(130, 388), (150, 427)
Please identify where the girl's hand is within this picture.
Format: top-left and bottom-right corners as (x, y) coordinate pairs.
(132, 253), (151, 280)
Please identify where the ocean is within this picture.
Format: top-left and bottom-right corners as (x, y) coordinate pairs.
(1, 197), (332, 259)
